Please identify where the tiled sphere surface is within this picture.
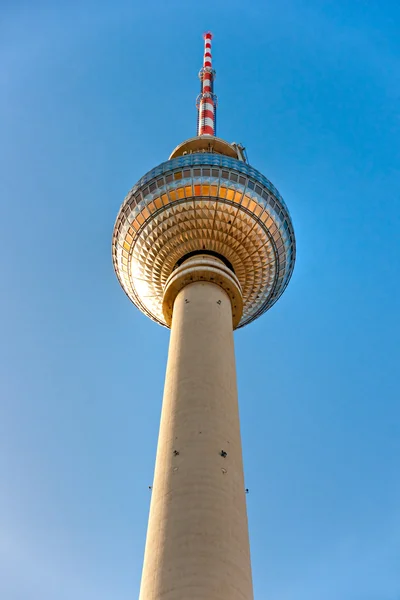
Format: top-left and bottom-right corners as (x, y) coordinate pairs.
(112, 153), (296, 328)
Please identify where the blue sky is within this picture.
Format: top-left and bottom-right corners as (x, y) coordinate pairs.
(1, 1), (400, 598)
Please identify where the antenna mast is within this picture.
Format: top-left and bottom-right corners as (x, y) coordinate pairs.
(197, 32), (217, 136)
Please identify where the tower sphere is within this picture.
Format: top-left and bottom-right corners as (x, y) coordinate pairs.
(112, 135), (295, 328)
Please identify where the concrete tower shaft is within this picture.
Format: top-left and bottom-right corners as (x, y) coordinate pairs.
(139, 257), (253, 600)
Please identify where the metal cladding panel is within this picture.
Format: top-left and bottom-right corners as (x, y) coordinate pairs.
(112, 153), (296, 328)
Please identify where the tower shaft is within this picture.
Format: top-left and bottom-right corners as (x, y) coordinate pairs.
(139, 274), (253, 599)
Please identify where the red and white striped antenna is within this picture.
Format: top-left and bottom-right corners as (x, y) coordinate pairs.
(196, 32), (217, 136)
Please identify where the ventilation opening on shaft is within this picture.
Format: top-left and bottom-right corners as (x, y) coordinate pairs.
(174, 250), (235, 273)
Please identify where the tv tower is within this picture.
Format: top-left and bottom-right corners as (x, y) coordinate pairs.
(112, 33), (295, 600)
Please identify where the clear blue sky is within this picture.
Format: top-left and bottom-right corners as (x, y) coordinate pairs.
(1, 1), (400, 598)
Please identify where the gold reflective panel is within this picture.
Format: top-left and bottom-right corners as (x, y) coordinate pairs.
(210, 185), (218, 196)
(248, 200), (257, 212)
(241, 195), (250, 208)
(219, 186), (227, 198)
